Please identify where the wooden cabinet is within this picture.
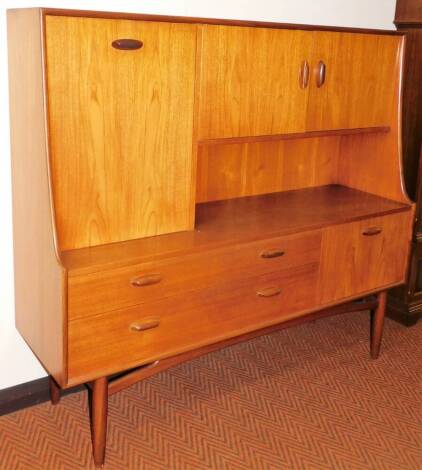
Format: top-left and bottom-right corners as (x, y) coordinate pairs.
(7, 8), (414, 467)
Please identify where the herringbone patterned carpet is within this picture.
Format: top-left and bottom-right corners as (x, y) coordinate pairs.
(1, 312), (422, 470)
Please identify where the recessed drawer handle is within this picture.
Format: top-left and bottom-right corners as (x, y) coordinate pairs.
(257, 287), (282, 298)
(112, 39), (143, 50)
(131, 274), (161, 287)
(130, 318), (160, 332)
(362, 227), (383, 236)
(260, 249), (285, 259)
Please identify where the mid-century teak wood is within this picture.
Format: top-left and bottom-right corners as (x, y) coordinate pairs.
(7, 8), (414, 467)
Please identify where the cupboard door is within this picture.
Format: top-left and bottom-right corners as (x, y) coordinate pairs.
(307, 32), (400, 131)
(198, 25), (313, 139)
(319, 211), (412, 304)
(45, 16), (197, 250)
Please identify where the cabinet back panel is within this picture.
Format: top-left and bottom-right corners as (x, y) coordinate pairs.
(45, 16), (197, 250)
(196, 137), (340, 203)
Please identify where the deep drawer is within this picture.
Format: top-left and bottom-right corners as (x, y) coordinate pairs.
(68, 231), (321, 320)
(68, 262), (319, 383)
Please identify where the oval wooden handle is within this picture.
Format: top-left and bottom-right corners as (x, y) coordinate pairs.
(112, 39), (143, 50)
(260, 249), (285, 259)
(131, 274), (161, 287)
(362, 227), (383, 236)
(299, 60), (310, 89)
(257, 287), (282, 298)
(130, 318), (160, 332)
(316, 60), (326, 88)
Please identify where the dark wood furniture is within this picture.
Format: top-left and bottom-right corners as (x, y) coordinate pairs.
(387, 0), (422, 326)
(7, 8), (414, 467)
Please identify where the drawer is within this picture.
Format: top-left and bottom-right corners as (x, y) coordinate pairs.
(68, 231), (321, 320)
(319, 211), (412, 304)
(68, 262), (319, 383)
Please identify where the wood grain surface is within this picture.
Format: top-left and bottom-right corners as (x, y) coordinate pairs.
(306, 32), (400, 131)
(395, 0), (422, 23)
(45, 15), (197, 250)
(196, 137), (340, 202)
(7, 9), (66, 386)
(68, 263), (319, 383)
(319, 211), (413, 304)
(68, 231), (321, 319)
(197, 25), (312, 139)
(61, 185), (411, 276)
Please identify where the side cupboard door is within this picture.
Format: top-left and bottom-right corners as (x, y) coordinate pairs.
(306, 32), (401, 131)
(198, 25), (313, 140)
(318, 212), (412, 305)
(45, 16), (197, 250)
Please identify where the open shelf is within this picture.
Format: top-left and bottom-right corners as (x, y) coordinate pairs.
(198, 126), (390, 146)
(61, 185), (410, 275)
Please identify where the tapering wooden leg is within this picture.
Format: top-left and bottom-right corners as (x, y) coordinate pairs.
(49, 376), (61, 405)
(370, 291), (387, 359)
(91, 377), (108, 468)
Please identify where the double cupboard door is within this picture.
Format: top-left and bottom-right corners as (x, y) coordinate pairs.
(198, 25), (400, 139)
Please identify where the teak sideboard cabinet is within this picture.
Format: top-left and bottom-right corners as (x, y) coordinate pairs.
(7, 8), (414, 467)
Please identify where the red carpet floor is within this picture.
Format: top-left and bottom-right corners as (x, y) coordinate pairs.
(1, 311), (422, 469)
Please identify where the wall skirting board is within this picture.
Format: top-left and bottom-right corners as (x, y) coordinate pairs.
(0, 378), (82, 417)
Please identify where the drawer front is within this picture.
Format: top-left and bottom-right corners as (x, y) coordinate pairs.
(319, 211), (412, 304)
(68, 231), (321, 319)
(68, 263), (319, 383)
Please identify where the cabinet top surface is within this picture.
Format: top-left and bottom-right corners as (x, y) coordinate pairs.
(10, 7), (403, 36)
(61, 185), (411, 275)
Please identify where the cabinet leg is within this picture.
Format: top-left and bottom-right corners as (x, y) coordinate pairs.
(370, 291), (387, 359)
(91, 377), (109, 468)
(49, 376), (61, 405)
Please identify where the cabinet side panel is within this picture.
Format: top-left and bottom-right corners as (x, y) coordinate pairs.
(337, 36), (412, 205)
(7, 9), (66, 385)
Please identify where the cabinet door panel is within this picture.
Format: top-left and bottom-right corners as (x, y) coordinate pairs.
(198, 25), (312, 139)
(45, 16), (197, 250)
(307, 32), (400, 131)
(319, 211), (412, 304)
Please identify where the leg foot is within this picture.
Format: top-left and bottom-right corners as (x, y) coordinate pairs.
(49, 376), (61, 405)
(91, 377), (108, 468)
(370, 291), (387, 359)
